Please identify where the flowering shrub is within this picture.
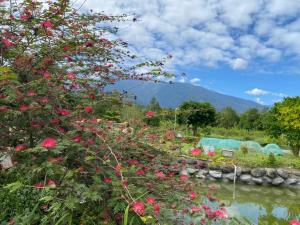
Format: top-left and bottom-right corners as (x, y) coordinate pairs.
(0, 0), (228, 224)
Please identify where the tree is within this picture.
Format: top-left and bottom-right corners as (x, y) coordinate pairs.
(239, 108), (262, 130)
(178, 101), (216, 136)
(217, 107), (239, 128)
(273, 97), (300, 156)
(147, 97), (161, 112)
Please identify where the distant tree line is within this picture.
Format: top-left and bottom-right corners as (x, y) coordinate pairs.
(142, 97), (300, 156)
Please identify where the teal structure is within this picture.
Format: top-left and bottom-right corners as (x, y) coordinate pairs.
(198, 137), (283, 155)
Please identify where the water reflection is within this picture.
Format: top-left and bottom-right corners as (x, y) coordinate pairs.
(196, 181), (300, 225)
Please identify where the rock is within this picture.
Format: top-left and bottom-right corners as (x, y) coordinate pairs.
(262, 176), (272, 185)
(240, 174), (252, 183)
(265, 168), (276, 178)
(208, 165), (220, 170)
(209, 170), (222, 179)
(276, 169), (289, 179)
(186, 159), (198, 165)
(272, 177), (285, 186)
(241, 168), (251, 174)
(236, 166), (242, 176)
(186, 168), (198, 175)
(221, 166), (234, 173)
(251, 168), (266, 177)
(252, 177), (263, 185)
(223, 173), (235, 181)
(196, 169), (208, 179)
(285, 178), (299, 185)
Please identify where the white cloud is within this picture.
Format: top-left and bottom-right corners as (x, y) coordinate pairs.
(246, 88), (269, 96)
(231, 58), (248, 70)
(190, 78), (201, 85)
(246, 88), (287, 97)
(82, 0), (300, 71)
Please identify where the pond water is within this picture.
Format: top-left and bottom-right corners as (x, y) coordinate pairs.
(196, 180), (300, 225)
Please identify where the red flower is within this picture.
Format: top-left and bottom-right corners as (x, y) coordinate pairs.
(214, 208), (228, 219)
(41, 20), (53, 29)
(208, 151), (216, 157)
(132, 201), (145, 216)
(41, 204), (49, 210)
(290, 220), (300, 225)
(47, 179), (56, 188)
(41, 138), (57, 148)
(19, 104), (29, 111)
(190, 148), (202, 156)
(191, 206), (202, 213)
(145, 111), (155, 118)
(189, 192), (197, 200)
(15, 144), (27, 152)
(104, 177), (112, 183)
(50, 118), (60, 124)
(146, 197), (156, 204)
(59, 109), (70, 116)
(153, 203), (160, 215)
(115, 164), (122, 171)
(136, 169), (145, 175)
(85, 106), (93, 113)
(0, 106), (9, 112)
(34, 182), (44, 189)
(72, 136), (82, 142)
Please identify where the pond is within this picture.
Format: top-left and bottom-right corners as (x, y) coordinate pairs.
(196, 180), (300, 225)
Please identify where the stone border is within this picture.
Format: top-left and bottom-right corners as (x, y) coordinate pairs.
(176, 158), (300, 189)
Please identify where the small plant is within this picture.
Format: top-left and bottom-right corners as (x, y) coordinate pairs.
(267, 153), (276, 166)
(240, 144), (249, 157)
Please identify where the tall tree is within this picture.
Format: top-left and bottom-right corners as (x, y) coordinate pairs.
(147, 97), (161, 112)
(274, 97), (300, 156)
(178, 101), (216, 136)
(217, 107), (239, 128)
(239, 108), (262, 130)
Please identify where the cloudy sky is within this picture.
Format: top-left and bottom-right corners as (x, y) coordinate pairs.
(82, 0), (300, 105)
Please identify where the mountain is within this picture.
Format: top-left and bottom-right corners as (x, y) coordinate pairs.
(106, 80), (267, 113)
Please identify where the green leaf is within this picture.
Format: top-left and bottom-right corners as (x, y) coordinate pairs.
(4, 181), (23, 193)
(123, 205), (129, 225)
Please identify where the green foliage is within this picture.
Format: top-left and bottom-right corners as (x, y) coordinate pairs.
(147, 97), (161, 112)
(239, 108), (262, 130)
(240, 144), (248, 157)
(217, 107), (239, 128)
(178, 101), (216, 136)
(267, 153), (276, 166)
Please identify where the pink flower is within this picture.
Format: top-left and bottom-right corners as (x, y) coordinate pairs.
(146, 197), (156, 204)
(15, 144), (27, 152)
(34, 183), (44, 189)
(191, 206), (202, 213)
(40, 204), (48, 210)
(27, 90), (36, 97)
(48, 157), (63, 163)
(43, 71), (51, 79)
(189, 192), (197, 200)
(153, 203), (160, 215)
(47, 179), (56, 188)
(145, 111), (155, 118)
(2, 39), (14, 47)
(72, 136), (82, 142)
(191, 148), (202, 156)
(0, 106), (9, 112)
(41, 138), (57, 148)
(214, 209), (228, 219)
(41, 20), (53, 29)
(290, 220), (300, 225)
(180, 175), (189, 182)
(155, 171), (165, 179)
(19, 105), (29, 111)
(132, 201), (145, 216)
(50, 118), (60, 125)
(85, 106), (93, 113)
(67, 72), (76, 80)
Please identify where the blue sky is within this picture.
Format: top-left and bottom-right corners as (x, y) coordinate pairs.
(84, 0), (300, 106)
